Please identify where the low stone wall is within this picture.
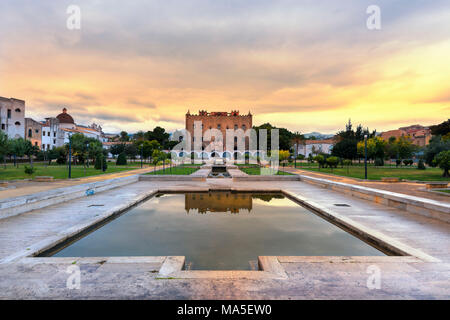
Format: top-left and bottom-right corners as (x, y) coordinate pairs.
(139, 175), (206, 182)
(233, 175), (300, 182)
(0, 175), (139, 220)
(299, 175), (450, 223)
(228, 169), (248, 178)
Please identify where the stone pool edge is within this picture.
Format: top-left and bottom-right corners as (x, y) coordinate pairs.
(3, 186), (440, 279)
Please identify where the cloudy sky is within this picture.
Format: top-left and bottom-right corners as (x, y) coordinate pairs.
(0, 0), (449, 134)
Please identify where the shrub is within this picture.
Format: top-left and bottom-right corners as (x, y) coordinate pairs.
(326, 156), (339, 168)
(56, 157), (66, 165)
(24, 165), (36, 176)
(116, 153), (127, 166)
(403, 159), (409, 166)
(396, 159), (402, 167)
(435, 150), (450, 177)
(343, 159), (352, 174)
(313, 155), (325, 168)
(374, 158), (384, 166)
(95, 154), (104, 170)
(418, 159), (426, 170)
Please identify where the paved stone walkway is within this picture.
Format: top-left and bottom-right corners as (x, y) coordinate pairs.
(0, 179), (448, 299)
(285, 167), (450, 203)
(0, 165), (164, 200)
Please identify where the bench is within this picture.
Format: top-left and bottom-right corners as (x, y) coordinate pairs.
(426, 182), (449, 190)
(33, 176), (54, 182)
(381, 177), (400, 183)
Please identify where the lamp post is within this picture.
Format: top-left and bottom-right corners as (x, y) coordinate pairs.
(85, 142), (90, 176)
(68, 133), (72, 179)
(364, 134), (368, 180)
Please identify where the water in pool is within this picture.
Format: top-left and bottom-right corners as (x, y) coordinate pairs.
(52, 192), (385, 270)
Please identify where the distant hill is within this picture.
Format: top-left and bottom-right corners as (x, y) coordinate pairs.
(303, 132), (334, 140)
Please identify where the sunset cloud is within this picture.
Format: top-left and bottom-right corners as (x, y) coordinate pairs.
(0, 0), (449, 133)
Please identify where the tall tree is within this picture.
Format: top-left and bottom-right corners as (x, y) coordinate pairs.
(424, 136), (450, 166)
(430, 119), (450, 136)
(253, 123), (293, 151)
(333, 120), (372, 160)
(9, 138), (27, 167)
(119, 131), (130, 142)
(24, 140), (39, 167)
(291, 132), (305, 157)
(0, 132), (10, 169)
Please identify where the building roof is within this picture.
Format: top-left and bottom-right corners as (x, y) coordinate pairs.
(187, 110), (252, 117)
(56, 108), (75, 124)
(304, 139), (335, 145)
(380, 129), (406, 140)
(61, 126), (100, 135)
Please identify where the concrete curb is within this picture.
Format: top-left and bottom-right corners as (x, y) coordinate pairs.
(0, 175), (140, 220)
(139, 175), (206, 181)
(299, 175), (450, 223)
(233, 175), (300, 181)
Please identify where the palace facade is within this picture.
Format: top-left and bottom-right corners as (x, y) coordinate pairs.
(185, 110), (253, 156)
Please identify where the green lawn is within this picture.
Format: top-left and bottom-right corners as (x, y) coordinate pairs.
(298, 165), (448, 181)
(0, 163), (142, 180)
(286, 162), (405, 168)
(436, 189), (450, 194)
(240, 167), (294, 176)
(235, 163), (261, 168)
(177, 163), (204, 167)
(147, 166), (200, 175)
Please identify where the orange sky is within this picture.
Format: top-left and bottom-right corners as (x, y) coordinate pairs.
(0, 1), (449, 134)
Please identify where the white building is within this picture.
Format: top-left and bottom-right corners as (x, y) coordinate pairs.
(0, 97), (25, 139)
(297, 139), (335, 158)
(55, 108), (104, 145)
(40, 108), (105, 150)
(41, 118), (64, 151)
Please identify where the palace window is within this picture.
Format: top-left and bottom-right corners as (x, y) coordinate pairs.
(28, 129), (32, 138)
(7, 110), (11, 119)
(217, 124), (221, 129)
(15, 108), (21, 112)
(15, 121), (21, 126)
(242, 125), (246, 130)
(234, 125), (238, 130)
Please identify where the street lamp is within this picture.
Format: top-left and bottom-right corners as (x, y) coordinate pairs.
(364, 134), (368, 180)
(68, 133), (72, 179)
(85, 142), (90, 176)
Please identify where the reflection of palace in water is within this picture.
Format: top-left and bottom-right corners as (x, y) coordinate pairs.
(185, 192), (253, 214)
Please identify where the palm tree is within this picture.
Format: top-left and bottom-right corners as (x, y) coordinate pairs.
(291, 132), (305, 168)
